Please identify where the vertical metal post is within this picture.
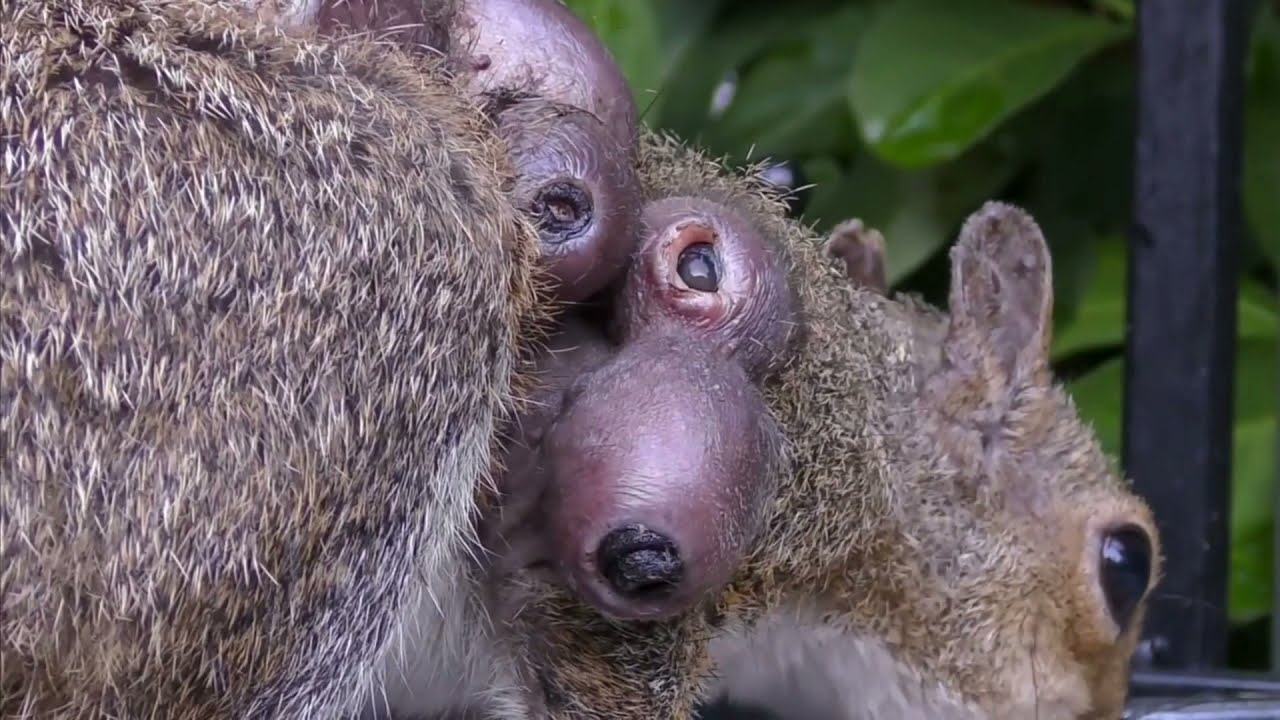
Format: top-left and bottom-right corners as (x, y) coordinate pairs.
(1126, 0), (1250, 670)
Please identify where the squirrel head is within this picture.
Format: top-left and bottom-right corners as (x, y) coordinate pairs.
(895, 202), (1161, 718)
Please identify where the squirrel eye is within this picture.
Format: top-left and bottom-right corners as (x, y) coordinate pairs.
(676, 243), (720, 293)
(1099, 524), (1153, 632)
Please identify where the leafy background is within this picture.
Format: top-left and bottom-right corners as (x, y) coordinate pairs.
(562, 0), (1280, 668)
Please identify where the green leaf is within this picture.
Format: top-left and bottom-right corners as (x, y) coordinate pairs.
(1009, 55), (1135, 326)
(1091, 0), (1134, 22)
(1244, 2), (1280, 268)
(848, 0), (1128, 169)
(801, 145), (1019, 285)
(649, 3), (833, 142)
(1051, 238), (1127, 360)
(1241, 282), (1280, 342)
(797, 155), (849, 224)
(797, 157), (946, 283)
(1052, 238), (1280, 360)
(1231, 514), (1274, 624)
(561, 0), (664, 111)
(1066, 357), (1124, 456)
(707, 54), (855, 161)
(563, 0), (727, 118)
(875, 172), (954, 285)
(638, 0), (726, 120)
(1068, 340), (1278, 623)
(713, 4), (867, 159)
(1018, 54), (1136, 239)
(1222, 339), (1275, 623)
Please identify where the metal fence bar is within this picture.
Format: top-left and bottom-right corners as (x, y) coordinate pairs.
(1125, 0), (1250, 671)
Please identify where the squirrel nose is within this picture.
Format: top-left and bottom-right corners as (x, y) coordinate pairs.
(597, 525), (684, 599)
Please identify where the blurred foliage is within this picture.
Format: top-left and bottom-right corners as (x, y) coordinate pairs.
(564, 0), (1280, 644)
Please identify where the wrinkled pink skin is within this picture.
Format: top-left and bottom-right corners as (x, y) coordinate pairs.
(614, 196), (799, 380)
(495, 99), (640, 303)
(488, 196), (797, 622)
(454, 0), (642, 302)
(487, 318), (781, 622)
(453, 0), (639, 152)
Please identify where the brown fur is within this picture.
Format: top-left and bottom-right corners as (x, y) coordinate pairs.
(0, 0), (550, 716)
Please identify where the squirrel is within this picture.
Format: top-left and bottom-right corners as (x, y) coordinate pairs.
(700, 211), (1162, 720)
(0, 0), (551, 715)
(492, 132), (1162, 720)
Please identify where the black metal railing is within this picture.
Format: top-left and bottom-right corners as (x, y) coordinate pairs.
(1125, 0), (1250, 675)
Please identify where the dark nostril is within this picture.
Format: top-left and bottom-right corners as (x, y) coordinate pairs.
(596, 525), (683, 599)
(531, 180), (592, 241)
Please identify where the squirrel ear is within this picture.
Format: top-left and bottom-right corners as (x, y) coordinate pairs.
(941, 201), (1054, 391)
(825, 219), (889, 295)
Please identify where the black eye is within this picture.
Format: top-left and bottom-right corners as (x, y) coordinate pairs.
(676, 243), (720, 292)
(530, 180), (592, 242)
(1099, 524), (1153, 632)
